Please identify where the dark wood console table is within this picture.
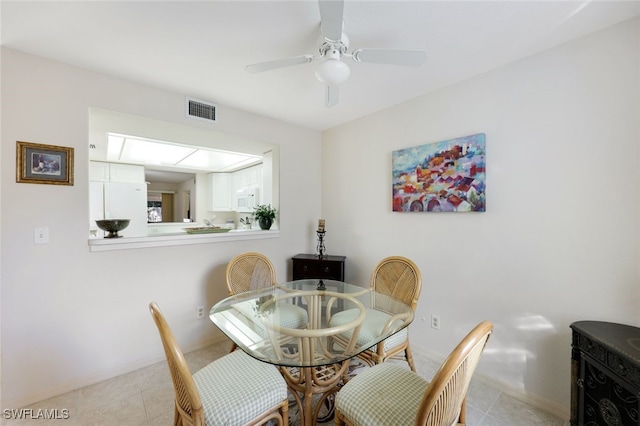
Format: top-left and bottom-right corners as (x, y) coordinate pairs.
(291, 254), (346, 314)
(570, 320), (640, 425)
(292, 254), (346, 281)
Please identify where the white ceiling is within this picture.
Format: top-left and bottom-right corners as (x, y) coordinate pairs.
(1, 1), (638, 132)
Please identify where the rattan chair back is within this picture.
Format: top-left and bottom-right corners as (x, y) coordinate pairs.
(350, 255), (423, 370)
(416, 321), (493, 425)
(333, 321), (493, 426)
(149, 302), (205, 426)
(370, 256), (422, 311)
(226, 252), (277, 295)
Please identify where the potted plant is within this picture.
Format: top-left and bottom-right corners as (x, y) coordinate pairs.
(253, 204), (277, 230)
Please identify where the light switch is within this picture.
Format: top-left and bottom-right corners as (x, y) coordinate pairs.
(34, 227), (49, 244)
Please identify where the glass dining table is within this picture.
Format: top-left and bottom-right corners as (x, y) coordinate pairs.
(209, 279), (415, 426)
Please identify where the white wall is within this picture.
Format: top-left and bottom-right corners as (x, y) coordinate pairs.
(322, 18), (640, 417)
(0, 47), (322, 407)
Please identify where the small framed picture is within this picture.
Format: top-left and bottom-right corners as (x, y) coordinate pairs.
(16, 141), (74, 186)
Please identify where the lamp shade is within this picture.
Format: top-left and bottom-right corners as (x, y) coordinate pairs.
(315, 59), (350, 85)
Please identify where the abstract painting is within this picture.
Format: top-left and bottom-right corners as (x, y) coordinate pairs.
(392, 133), (486, 212)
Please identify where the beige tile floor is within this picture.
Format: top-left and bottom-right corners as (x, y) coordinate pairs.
(2, 341), (568, 425)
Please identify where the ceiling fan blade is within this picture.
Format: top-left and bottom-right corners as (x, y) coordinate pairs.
(352, 49), (427, 67)
(318, 0), (344, 42)
(245, 55), (314, 73)
(326, 85), (339, 107)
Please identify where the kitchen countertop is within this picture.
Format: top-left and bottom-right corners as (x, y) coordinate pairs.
(88, 228), (278, 252)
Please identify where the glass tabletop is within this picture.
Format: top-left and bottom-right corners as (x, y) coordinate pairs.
(209, 279), (415, 367)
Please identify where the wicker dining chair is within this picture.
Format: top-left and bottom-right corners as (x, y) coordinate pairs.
(225, 252), (277, 295)
(149, 302), (289, 426)
(330, 256), (422, 371)
(334, 321), (493, 426)
(225, 252), (308, 352)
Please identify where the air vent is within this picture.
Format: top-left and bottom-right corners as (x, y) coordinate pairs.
(186, 97), (217, 122)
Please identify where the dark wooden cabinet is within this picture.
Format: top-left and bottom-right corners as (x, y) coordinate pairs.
(570, 321), (640, 426)
(291, 254), (346, 312)
(292, 254), (346, 281)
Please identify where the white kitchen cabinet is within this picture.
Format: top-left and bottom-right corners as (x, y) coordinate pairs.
(245, 164), (261, 187)
(204, 164), (264, 213)
(233, 164), (262, 189)
(89, 161), (110, 182)
(232, 164), (262, 203)
(232, 164), (262, 189)
(261, 151), (273, 206)
(90, 161), (145, 183)
(209, 172), (232, 211)
(232, 167), (247, 189)
(109, 163), (145, 183)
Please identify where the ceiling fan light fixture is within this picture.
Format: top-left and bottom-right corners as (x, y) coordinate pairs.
(243, 0), (428, 106)
(315, 58), (350, 85)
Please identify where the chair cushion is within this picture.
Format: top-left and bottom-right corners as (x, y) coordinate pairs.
(193, 349), (287, 425)
(231, 300), (308, 339)
(329, 308), (408, 351)
(335, 362), (429, 425)
(276, 303), (309, 329)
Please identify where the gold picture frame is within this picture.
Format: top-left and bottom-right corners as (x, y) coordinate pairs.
(16, 141), (74, 185)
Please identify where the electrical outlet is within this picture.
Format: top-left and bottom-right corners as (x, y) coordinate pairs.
(34, 227), (49, 244)
(196, 306), (205, 319)
(431, 314), (440, 330)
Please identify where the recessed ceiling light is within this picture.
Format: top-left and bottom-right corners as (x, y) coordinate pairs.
(106, 133), (261, 172)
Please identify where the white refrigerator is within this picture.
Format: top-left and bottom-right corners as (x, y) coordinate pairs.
(90, 181), (148, 238)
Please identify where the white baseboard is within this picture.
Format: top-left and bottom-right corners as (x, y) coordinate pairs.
(412, 343), (569, 421)
(471, 366), (569, 421)
(3, 334), (226, 410)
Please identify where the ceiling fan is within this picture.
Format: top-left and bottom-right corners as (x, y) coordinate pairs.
(245, 0), (427, 107)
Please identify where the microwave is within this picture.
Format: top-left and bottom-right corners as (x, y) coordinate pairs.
(236, 187), (259, 212)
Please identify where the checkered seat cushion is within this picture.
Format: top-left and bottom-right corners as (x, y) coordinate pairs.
(329, 308), (408, 351)
(335, 362), (429, 425)
(275, 304), (308, 329)
(232, 300), (308, 339)
(192, 349), (288, 425)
